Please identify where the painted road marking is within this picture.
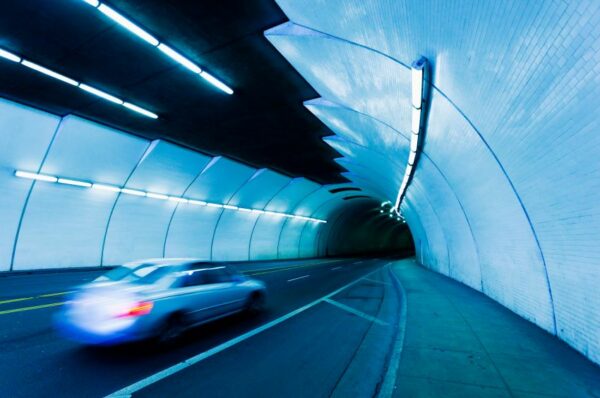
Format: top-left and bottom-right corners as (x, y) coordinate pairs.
(364, 277), (391, 286)
(0, 296), (34, 305)
(0, 259), (358, 315)
(324, 298), (389, 326)
(331, 266), (342, 271)
(0, 301), (64, 315)
(287, 275), (310, 283)
(378, 264), (407, 398)
(105, 267), (381, 398)
(0, 291), (71, 307)
(246, 259), (345, 276)
(0, 262), (339, 309)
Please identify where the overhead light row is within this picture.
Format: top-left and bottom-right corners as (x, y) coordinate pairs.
(14, 170), (326, 224)
(81, 1), (233, 95)
(380, 201), (404, 222)
(0, 48), (158, 119)
(393, 56), (428, 215)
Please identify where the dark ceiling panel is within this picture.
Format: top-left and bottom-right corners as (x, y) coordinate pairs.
(0, 0), (345, 184)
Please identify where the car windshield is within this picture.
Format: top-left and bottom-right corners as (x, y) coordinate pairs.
(102, 263), (173, 284)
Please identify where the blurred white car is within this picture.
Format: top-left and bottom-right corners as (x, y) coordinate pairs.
(55, 259), (266, 345)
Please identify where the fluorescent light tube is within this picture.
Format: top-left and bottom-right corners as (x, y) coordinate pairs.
(121, 188), (146, 197)
(21, 60), (78, 86)
(98, 4), (159, 46)
(411, 67), (423, 109)
(222, 204), (238, 210)
(147, 192), (169, 200)
(57, 178), (92, 187)
(92, 183), (120, 192)
(15, 170), (57, 182)
(411, 107), (421, 134)
(199, 71), (233, 95)
(206, 202), (223, 208)
(82, 0), (99, 6)
(0, 48), (21, 63)
(251, 209), (265, 214)
(123, 102), (158, 119)
(158, 44), (201, 73)
(79, 84), (123, 104)
(408, 150), (417, 165)
(189, 199), (207, 206)
(410, 136), (419, 152)
(238, 207), (252, 213)
(168, 196), (188, 203)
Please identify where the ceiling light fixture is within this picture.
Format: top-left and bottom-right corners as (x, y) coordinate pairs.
(0, 47), (159, 119)
(14, 170), (327, 223)
(392, 56), (428, 215)
(80, 1), (233, 94)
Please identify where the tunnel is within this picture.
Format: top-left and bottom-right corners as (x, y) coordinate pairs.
(0, 1), (599, 397)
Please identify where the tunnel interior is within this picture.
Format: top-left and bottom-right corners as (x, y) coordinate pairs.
(0, 0), (599, 397)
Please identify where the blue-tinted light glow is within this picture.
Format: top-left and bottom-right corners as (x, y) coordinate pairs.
(15, 170), (57, 183)
(80, 2), (233, 96)
(79, 84), (123, 104)
(57, 178), (92, 187)
(158, 44), (202, 74)
(98, 4), (159, 46)
(121, 188), (146, 197)
(123, 102), (158, 119)
(146, 192), (169, 200)
(0, 47), (158, 119)
(0, 48), (21, 62)
(168, 196), (188, 204)
(22, 60), (79, 86)
(92, 183), (121, 193)
(13, 170), (327, 223)
(199, 71), (234, 95)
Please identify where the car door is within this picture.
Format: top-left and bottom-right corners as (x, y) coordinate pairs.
(177, 265), (239, 322)
(198, 266), (247, 316)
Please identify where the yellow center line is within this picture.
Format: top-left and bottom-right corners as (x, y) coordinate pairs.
(0, 259), (355, 312)
(0, 302), (64, 315)
(0, 296), (34, 305)
(0, 291), (71, 306)
(39, 291), (72, 298)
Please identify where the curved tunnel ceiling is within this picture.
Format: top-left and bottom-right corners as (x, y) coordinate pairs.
(264, 0), (600, 366)
(0, 0), (349, 184)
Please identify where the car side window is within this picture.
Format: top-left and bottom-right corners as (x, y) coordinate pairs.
(180, 265), (231, 287)
(181, 270), (205, 287)
(203, 268), (232, 284)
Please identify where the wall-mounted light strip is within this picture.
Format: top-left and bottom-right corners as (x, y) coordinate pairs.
(393, 56), (428, 215)
(14, 170), (326, 224)
(0, 47), (158, 119)
(81, 1), (233, 95)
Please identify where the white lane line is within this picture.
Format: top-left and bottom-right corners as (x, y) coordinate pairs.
(287, 275), (310, 282)
(364, 277), (391, 286)
(323, 298), (389, 326)
(105, 268), (380, 398)
(378, 265), (408, 398)
(331, 266), (342, 271)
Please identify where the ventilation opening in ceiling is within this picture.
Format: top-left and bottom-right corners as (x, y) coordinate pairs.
(342, 195), (369, 201)
(329, 187), (362, 194)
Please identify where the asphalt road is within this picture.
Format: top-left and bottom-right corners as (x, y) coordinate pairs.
(0, 257), (393, 398)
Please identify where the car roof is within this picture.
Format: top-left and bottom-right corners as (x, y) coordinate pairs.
(122, 258), (209, 268)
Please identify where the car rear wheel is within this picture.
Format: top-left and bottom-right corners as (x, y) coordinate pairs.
(246, 292), (266, 314)
(158, 313), (187, 344)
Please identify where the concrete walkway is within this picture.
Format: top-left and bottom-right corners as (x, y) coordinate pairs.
(389, 259), (600, 398)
